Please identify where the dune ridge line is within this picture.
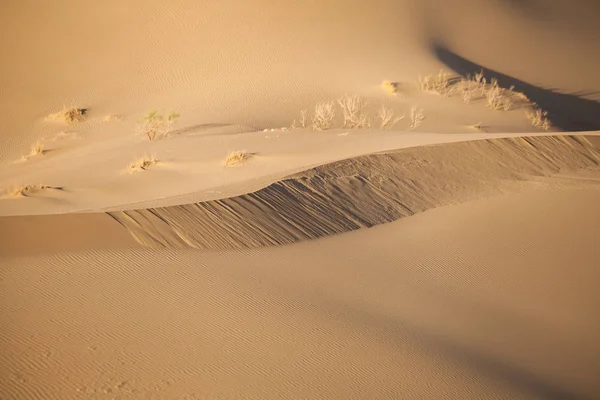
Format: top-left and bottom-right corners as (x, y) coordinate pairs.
(106, 135), (600, 250)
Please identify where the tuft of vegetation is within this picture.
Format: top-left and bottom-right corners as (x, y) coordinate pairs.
(225, 150), (252, 166)
(29, 140), (45, 156)
(137, 111), (180, 140)
(128, 154), (158, 172)
(417, 70), (454, 96)
(409, 103), (425, 130)
(311, 101), (335, 131)
(485, 79), (513, 111)
(337, 94), (370, 129)
(526, 107), (552, 131)
(377, 105), (404, 129)
(382, 81), (400, 96)
(10, 184), (50, 197)
(47, 107), (87, 123)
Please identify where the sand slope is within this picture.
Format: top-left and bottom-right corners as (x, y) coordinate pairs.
(108, 135), (600, 250)
(2, 185), (599, 399)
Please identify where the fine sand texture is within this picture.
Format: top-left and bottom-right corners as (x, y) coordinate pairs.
(2, 0), (600, 399)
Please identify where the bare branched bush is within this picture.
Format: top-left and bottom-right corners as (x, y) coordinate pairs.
(137, 111), (180, 140)
(337, 94), (370, 129)
(128, 155), (158, 173)
(312, 101), (335, 131)
(409, 103), (425, 130)
(225, 150), (252, 166)
(526, 107), (552, 131)
(378, 105), (404, 129)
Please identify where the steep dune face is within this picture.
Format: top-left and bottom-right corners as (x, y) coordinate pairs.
(108, 135), (600, 250)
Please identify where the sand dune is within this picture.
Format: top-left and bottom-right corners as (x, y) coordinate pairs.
(2, 1), (600, 399)
(2, 185), (599, 399)
(107, 135), (600, 250)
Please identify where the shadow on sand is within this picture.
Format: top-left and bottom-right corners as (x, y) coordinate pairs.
(431, 42), (600, 132)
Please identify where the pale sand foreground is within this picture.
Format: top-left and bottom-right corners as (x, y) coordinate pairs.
(1, 185), (599, 399)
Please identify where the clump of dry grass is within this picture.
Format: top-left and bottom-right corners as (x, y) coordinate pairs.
(337, 94), (370, 129)
(485, 79), (514, 111)
(417, 70), (454, 96)
(30, 140), (45, 156)
(312, 101), (335, 131)
(137, 111), (180, 140)
(378, 105), (404, 129)
(409, 103), (425, 130)
(382, 81), (400, 96)
(10, 184), (50, 197)
(526, 107), (552, 131)
(225, 150), (252, 166)
(128, 154), (158, 172)
(48, 107), (87, 123)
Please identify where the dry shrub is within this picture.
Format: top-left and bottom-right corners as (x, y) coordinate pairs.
(225, 150), (252, 166)
(10, 184), (50, 197)
(128, 154), (158, 172)
(526, 107), (552, 131)
(378, 105), (404, 129)
(486, 79), (513, 111)
(47, 107), (87, 123)
(312, 101), (335, 131)
(337, 94), (370, 129)
(30, 140), (45, 156)
(409, 103), (425, 130)
(137, 111), (180, 140)
(417, 70), (453, 96)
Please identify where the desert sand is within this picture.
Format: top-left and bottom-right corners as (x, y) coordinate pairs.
(1, 1), (600, 399)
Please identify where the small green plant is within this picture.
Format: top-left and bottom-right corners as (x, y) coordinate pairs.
(137, 111), (180, 140)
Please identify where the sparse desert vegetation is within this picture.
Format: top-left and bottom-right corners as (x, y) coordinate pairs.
(485, 79), (514, 111)
(311, 101), (335, 131)
(225, 150), (252, 166)
(10, 184), (51, 197)
(378, 105), (404, 129)
(526, 107), (552, 130)
(417, 70), (454, 96)
(382, 80), (400, 96)
(47, 107), (87, 123)
(137, 111), (180, 140)
(409, 103), (425, 130)
(29, 140), (45, 157)
(128, 155), (159, 172)
(337, 94), (370, 129)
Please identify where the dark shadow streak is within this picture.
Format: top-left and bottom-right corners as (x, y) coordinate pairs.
(431, 42), (600, 132)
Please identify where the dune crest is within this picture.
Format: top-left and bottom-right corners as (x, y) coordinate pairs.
(108, 135), (600, 250)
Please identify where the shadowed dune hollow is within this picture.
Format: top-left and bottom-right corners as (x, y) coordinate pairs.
(108, 135), (600, 250)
